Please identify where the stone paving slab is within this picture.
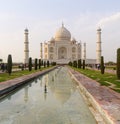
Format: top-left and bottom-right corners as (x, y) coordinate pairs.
(0, 67), (57, 97)
(68, 68), (120, 124)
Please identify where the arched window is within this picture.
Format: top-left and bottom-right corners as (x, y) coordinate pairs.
(45, 54), (47, 59)
(49, 47), (54, 52)
(45, 48), (47, 53)
(50, 54), (53, 59)
(58, 47), (67, 59)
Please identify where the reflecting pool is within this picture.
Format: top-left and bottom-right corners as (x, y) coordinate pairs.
(0, 67), (97, 124)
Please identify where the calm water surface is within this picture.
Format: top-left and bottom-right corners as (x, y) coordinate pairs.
(0, 67), (97, 124)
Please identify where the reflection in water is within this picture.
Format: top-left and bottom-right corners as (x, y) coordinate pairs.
(44, 84), (47, 93)
(0, 66), (97, 124)
(24, 86), (29, 103)
(35, 79), (37, 83)
(8, 96), (11, 100)
(48, 67), (76, 104)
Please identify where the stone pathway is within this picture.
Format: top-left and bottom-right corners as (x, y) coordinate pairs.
(68, 68), (120, 124)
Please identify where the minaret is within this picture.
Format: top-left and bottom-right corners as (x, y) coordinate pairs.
(83, 42), (86, 60)
(24, 28), (29, 64)
(40, 43), (43, 59)
(96, 27), (102, 64)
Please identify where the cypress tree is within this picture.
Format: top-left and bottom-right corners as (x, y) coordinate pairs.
(44, 61), (46, 68)
(83, 60), (85, 69)
(101, 56), (105, 74)
(68, 61), (72, 66)
(73, 60), (77, 68)
(28, 57), (32, 71)
(34, 58), (37, 70)
(78, 59), (81, 68)
(7, 54), (12, 75)
(0, 59), (2, 63)
(39, 59), (41, 69)
(41, 60), (43, 66)
(117, 48), (120, 79)
(47, 60), (49, 67)
(51, 62), (56, 66)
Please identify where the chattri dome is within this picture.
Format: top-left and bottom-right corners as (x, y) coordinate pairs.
(55, 24), (71, 41)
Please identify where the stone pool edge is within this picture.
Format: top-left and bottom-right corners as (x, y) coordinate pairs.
(0, 66), (58, 98)
(68, 68), (115, 124)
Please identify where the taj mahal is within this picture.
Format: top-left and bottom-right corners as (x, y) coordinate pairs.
(24, 23), (102, 65)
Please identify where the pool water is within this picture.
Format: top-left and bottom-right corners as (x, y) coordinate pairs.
(0, 66), (97, 124)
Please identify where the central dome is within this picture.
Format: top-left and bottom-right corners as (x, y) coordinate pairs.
(55, 24), (71, 41)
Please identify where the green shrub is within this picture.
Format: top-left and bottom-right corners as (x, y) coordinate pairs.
(68, 61), (72, 66)
(117, 48), (120, 79)
(35, 58), (37, 70)
(28, 57), (32, 71)
(101, 56), (105, 74)
(83, 60), (85, 69)
(51, 62), (56, 66)
(78, 59), (81, 68)
(7, 54), (12, 75)
(39, 59), (41, 69)
(73, 60), (77, 68)
(41, 60), (43, 66)
(44, 61), (46, 68)
(47, 60), (50, 67)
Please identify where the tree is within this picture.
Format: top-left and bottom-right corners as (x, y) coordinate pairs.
(78, 59), (81, 68)
(28, 57), (32, 71)
(41, 60), (43, 66)
(73, 60), (77, 68)
(34, 58), (37, 70)
(83, 60), (85, 69)
(39, 59), (41, 69)
(47, 60), (49, 67)
(68, 61), (72, 66)
(44, 61), (46, 68)
(51, 62), (56, 66)
(117, 48), (120, 79)
(101, 56), (105, 74)
(0, 59), (2, 63)
(7, 54), (12, 75)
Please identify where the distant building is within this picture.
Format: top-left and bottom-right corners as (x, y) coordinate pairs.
(40, 24), (82, 64)
(24, 24), (102, 65)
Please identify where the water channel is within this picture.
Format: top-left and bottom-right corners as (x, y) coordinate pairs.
(0, 66), (97, 124)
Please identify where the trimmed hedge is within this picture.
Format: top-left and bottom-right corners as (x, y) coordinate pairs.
(7, 54), (12, 75)
(117, 48), (120, 79)
(28, 57), (32, 71)
(101, 56), (105, 74)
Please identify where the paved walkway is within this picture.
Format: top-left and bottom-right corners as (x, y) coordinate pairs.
(68, 68), (120, 124)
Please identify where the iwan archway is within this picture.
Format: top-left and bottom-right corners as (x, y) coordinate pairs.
(58, 47), (67, 59)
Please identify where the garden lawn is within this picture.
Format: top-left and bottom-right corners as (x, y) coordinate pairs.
(72, 67), (120, 93)
(0, 66), (52, 82)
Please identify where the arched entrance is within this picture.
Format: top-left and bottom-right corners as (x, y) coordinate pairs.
(58, 47), (67, 59)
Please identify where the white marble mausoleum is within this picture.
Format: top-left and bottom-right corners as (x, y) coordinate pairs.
(40, 24), (82, 64)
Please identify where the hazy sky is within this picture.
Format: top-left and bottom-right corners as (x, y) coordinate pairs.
(0, 0), (120, 62)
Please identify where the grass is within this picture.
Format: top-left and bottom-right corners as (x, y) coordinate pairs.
(105, 65), (116, 70)
(0, 66), (53, 82)
(71, 67), (120, 93)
